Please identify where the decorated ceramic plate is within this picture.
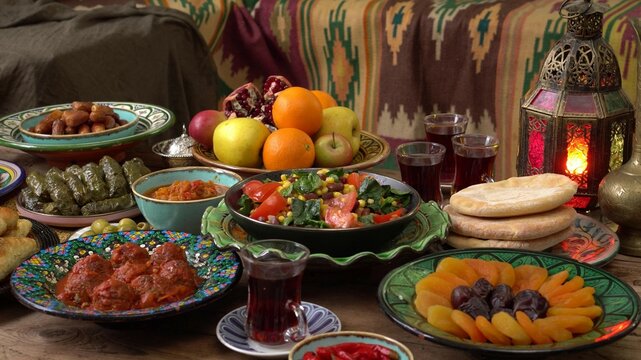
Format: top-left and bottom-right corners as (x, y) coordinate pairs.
(217, 302), (341, 358)
(0, 102), (174, 163)
(10, 230), (241, 321)
(192, 131), (390, 177)
(548, 214), (619, 267)
(0, 218), (59, 293)
(378, 249), (641, 357)
(15, 193), (141, 228)
(202, 201), (449, 267)
(0, 159), (25, 198)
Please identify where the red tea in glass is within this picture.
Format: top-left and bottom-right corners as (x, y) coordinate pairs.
(239, 240), (309, 347)
(395, 142), (446, 204)
(451, 134), (499, 194)
(424, 114), (468, 185)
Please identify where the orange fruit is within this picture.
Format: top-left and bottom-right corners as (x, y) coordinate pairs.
(311, 90), (338, 109)
(262, 128), (315, 170)
(272, 87), (323, 136)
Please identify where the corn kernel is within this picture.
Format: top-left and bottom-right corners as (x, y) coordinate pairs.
(278, 215), (285, 222)
(333, 192), (342, 198)
(298, 195), (306, 201)
(392, 200), (397, 207)
(280, 174), (288, 181)
(315, 189), (323, 195)
(326, 176), (335, 184)
(286, 211), (293, 217)
(282, 181), (291, 188)
(358, 199), (366, 208)
(321, 187), (328, 194)
(287, 197), (293, 205)
(277, 186), (283, 192)
(317, 169), (329, 175)
(367, 198), (374, 204)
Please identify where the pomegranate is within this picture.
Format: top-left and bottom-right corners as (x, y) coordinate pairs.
(222, 75), (292, 127)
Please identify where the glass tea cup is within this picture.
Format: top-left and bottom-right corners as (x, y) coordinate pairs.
(424, 113), (468, 185)
(451, 134), (499, 194)
(395, 141), (446, 204)
(239, 239), (310, 347)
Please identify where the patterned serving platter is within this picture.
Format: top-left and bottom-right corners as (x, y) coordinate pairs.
(10, 230), (241, 322)
(549, 214), (619, 267)
(0, 102), (174, 163)
(378, 249), (641, 357)
(0, 159), (25, 199)
(192, 131), (390, 177)
(202, 201), (449, 268)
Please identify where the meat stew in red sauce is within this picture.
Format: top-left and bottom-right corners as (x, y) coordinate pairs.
(55, 242), (202, 310)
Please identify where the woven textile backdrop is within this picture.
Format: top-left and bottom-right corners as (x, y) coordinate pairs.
(148, 0), (640, 179)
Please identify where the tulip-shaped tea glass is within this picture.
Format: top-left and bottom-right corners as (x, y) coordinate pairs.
(239, 239), (310, 348)
(424, 113), (468, 186)
(395, 141), (446, 204)
(451, 134), (499, 194)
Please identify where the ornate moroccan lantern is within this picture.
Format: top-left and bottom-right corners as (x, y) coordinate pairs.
(517, 0), (635, 211)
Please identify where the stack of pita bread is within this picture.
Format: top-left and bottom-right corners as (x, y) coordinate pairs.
(444, 173), (579, 251)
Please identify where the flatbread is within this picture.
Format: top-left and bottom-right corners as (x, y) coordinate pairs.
(446, 226), (574, 251)
(444, 205), (577, 240)
(449, 174), (578, 217)
(0, 236), (38, 280)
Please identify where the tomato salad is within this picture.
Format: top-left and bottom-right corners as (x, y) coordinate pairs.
(236, 169), (412, 229)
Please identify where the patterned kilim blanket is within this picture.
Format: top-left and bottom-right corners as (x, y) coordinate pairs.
(148, 0), (640, 179)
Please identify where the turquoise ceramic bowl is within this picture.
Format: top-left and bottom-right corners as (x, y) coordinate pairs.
(289, 331), (414, 360)
(132, 166), (242, 233)
(19, 108), (139, 145)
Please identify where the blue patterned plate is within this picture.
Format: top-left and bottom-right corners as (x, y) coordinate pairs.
(0, 159), (25, 199)
(217, 302), (341, 358)
(10, 230), (241, 322)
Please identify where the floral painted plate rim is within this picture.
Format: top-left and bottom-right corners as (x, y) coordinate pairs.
(548, 214), (619, 267)
(192, 130), (390, 174)
(0, 102), (175, 152)
(377, 248), (641, 356)
(216, 301), (341, 358)
(201, 201), (449, 267)
(0, 159), (25, 199)
(10, 230), (242, 322)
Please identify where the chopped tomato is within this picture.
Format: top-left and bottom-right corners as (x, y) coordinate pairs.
(346, 172), (368, 190)
(250, 191), (287, 220)
(325, 191), (357, 212)
(242, 180), (280, 202)
(325, 207), (360, 228)
(373, 208), (406, 224)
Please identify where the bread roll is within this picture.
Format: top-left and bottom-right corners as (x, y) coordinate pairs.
(0, 207), (19, 230)
(0, 236), (38, 279)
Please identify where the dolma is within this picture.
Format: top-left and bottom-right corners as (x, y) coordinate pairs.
(26, 172), (49, 198)
(42, 200), (80, 216)
(44, 168), (80, 215)
(81, 193), (135, 216)
(20, 187), (45, 212)
(62, 169), (91, 205)
(65, 164), (83, 180)
(122, 157), (151, 187)
(99, 156), (128, 197)
(82, 162), (109, 201)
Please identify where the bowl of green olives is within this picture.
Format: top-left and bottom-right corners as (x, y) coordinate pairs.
(69, 217), (151, 240)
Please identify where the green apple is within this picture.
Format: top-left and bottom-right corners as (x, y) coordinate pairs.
(213, 117), (271, 167)
(314, 132), (354, 168)
(315, 106), (361, 157)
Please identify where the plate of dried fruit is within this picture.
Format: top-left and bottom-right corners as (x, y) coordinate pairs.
(377, 249), (641, 356)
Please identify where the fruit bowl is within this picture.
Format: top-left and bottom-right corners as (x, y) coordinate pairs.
(222, 169), (421, 257)
(19, 107), (139, 145)
(192, 131), (390, 178)
(289, 331), (414, 360)
(378, 249), (641, 357)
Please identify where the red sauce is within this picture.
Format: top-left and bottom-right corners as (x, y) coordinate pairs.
(145, 180), (228, 201)
(55, 242), (202, 310)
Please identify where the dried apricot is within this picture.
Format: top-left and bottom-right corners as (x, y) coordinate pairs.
(451, 309), (487, 343)
(543, 315), (594, 334)
(463, 258), (500, 286)
(547, 305), (602, 319)
(515, 311), (553, 345)
(427, 305), (467, 338)
(513, 265), (548, 293)
(534, 318), (573, 342)
(544, 275), (585, 301)
(491, 311), (532, 345)
(431, 271), (470, 288)
(415, 273), (460, 300)
(538, 270), (569, 298)
(415, 290), (451, 318)
(490, 261), (516, 287)
(549, 287), (595, 308)
(435, 257), (478, 285)
(475, 315), (511, 345)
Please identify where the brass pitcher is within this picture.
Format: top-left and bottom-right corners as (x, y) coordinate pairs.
(598, 18), (641, 256)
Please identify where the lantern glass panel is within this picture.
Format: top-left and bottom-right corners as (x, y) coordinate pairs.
(604, 91), (630, 114)
(531, 89), (560, 112)
(609, 120), (625, 171)
(526, 115), (548, 174)
(565, 93), (597, 114)
(564, 122), (591, 189)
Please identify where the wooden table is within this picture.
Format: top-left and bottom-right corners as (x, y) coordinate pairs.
(1, 146), (641, 360)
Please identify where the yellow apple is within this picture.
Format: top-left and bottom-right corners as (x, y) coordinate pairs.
(213, 117), (271, 167)
(314, 132), (353, 167)
(314, 106), (361, 157)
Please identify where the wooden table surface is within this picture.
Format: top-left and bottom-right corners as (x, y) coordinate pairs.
(1, 146), (641, 360)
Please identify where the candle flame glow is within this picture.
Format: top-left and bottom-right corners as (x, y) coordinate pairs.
(566, 137), (588, 175)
